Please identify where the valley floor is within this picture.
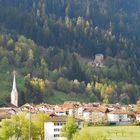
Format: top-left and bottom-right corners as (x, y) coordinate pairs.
(87, 126), (140, 140)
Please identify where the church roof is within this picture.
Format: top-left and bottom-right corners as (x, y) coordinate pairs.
(0, 102), (18, 108)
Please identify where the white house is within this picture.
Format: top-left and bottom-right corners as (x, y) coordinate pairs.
(44, 116), (83, 140)
(62, 101), (82, 116)
(77, 106), (83, 117)
(107, 110), (131, 124)
(54, 105), (67, 116)
(136, 114), (140, 122)
(82, 107), (109, 122)
(91, 107), (109, 123)
(83, 108), (91, 122)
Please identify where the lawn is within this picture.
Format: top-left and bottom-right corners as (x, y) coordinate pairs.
(87, 126), (140, 140)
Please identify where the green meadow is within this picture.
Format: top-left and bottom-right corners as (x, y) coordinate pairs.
(87, 126), (140, 140)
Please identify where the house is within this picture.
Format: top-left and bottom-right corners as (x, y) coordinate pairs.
(44, 116), (83, 140)
(88, 54), (104, 68)
(83, 108), (92, 122)
(82, 106), (109, 122)
(136, 114), (140, 122)
(20, 103), (37, 112)
(67, 106), (83, 117)
(107, 110), (131, 124)
(0, 102), (20, 121)
(91, 107), (109, 123)
(62, 101), (81, 116)
(77, 106), (83, 117)
(135, 111), (140, 122)
(0, 107), (20, 121)
(94, 54), (104, 64)
(36, 103), (54, 114)
(54, 105), (67, 116)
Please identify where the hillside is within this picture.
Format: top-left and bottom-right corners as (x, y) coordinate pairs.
(0, 0), (140, 104)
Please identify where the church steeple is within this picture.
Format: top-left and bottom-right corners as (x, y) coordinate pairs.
(11, 71), (18, 107)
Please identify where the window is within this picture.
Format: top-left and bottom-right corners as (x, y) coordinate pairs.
(54, 122), (65, 126)
(54, 123), (59, 126)
(54, 134), (60, 137)
(78, 122), (81, 125)
(54, 128), (60, 132)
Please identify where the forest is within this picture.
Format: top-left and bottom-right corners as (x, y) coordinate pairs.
(0, 0), (140, 105)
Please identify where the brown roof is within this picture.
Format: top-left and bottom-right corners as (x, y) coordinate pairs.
(109, 110), (134, 115)
(55, 107), (67, 112)
(0, 102), (18, 108)
(47, 116), (83, 122)
(83, 107), (93, 112)
(96, 107), (109, 113)
(63, 101), (81, 108)
(84, 107), (109, 113)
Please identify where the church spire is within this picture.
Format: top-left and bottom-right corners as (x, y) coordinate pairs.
(11, 71), (18, 107)
(12, 72), (16, 91)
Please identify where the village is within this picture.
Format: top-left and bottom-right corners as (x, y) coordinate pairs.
(4, 101), (138, 125)
(1, 101), (140, 140)
(0, 73), (140, 140)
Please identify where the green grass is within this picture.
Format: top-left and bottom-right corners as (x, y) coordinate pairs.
(47, 90), (90, 104)
(87, 126), (140, 140)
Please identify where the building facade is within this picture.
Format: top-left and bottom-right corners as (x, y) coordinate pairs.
(44, 116), (83, 140)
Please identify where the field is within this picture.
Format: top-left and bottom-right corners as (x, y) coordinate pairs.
(87, 126), (140, 140)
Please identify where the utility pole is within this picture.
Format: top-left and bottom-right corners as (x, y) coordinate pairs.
(29, 104), (31, 140)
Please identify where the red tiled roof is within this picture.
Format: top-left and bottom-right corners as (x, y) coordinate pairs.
(63, 101), (81, 108)
(83, 107), (109, 113)
(55, 107), (67, 112)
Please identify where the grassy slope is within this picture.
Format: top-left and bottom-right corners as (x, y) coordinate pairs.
(46, 90), (90, 104)
(87, 126), (140, 140)
(0, 68), (90, 104)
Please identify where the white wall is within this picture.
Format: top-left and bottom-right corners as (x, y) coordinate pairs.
(91, 112), (105, 122)
(136, 116), (140, 122)
(83, 111), (90, 121)
(77, 107), (83, 116)
(44, 122), (66, 140)
(107, 113), (129, 123)
(55, 112), (66, 116)
(44, 121), (83, 140)
(68, 109), (73, 116)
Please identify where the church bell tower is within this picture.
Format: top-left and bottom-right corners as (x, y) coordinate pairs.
(11, 71), (18, 107)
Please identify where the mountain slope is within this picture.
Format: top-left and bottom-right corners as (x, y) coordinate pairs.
(0, 0), (140, 104)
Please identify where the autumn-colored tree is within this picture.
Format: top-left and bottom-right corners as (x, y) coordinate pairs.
(0, 112), (50, 140)
(61, 117), (78, 140)
(32, 112), (50, 140)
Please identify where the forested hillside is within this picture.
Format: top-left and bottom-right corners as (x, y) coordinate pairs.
(0, 0), (140, 105)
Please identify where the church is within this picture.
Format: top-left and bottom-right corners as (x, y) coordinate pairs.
(0, 72), (19, 121)
(11, 72), (18, 107)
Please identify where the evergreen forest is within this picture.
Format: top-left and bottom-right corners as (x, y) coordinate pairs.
(0, 0), (140, 105)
